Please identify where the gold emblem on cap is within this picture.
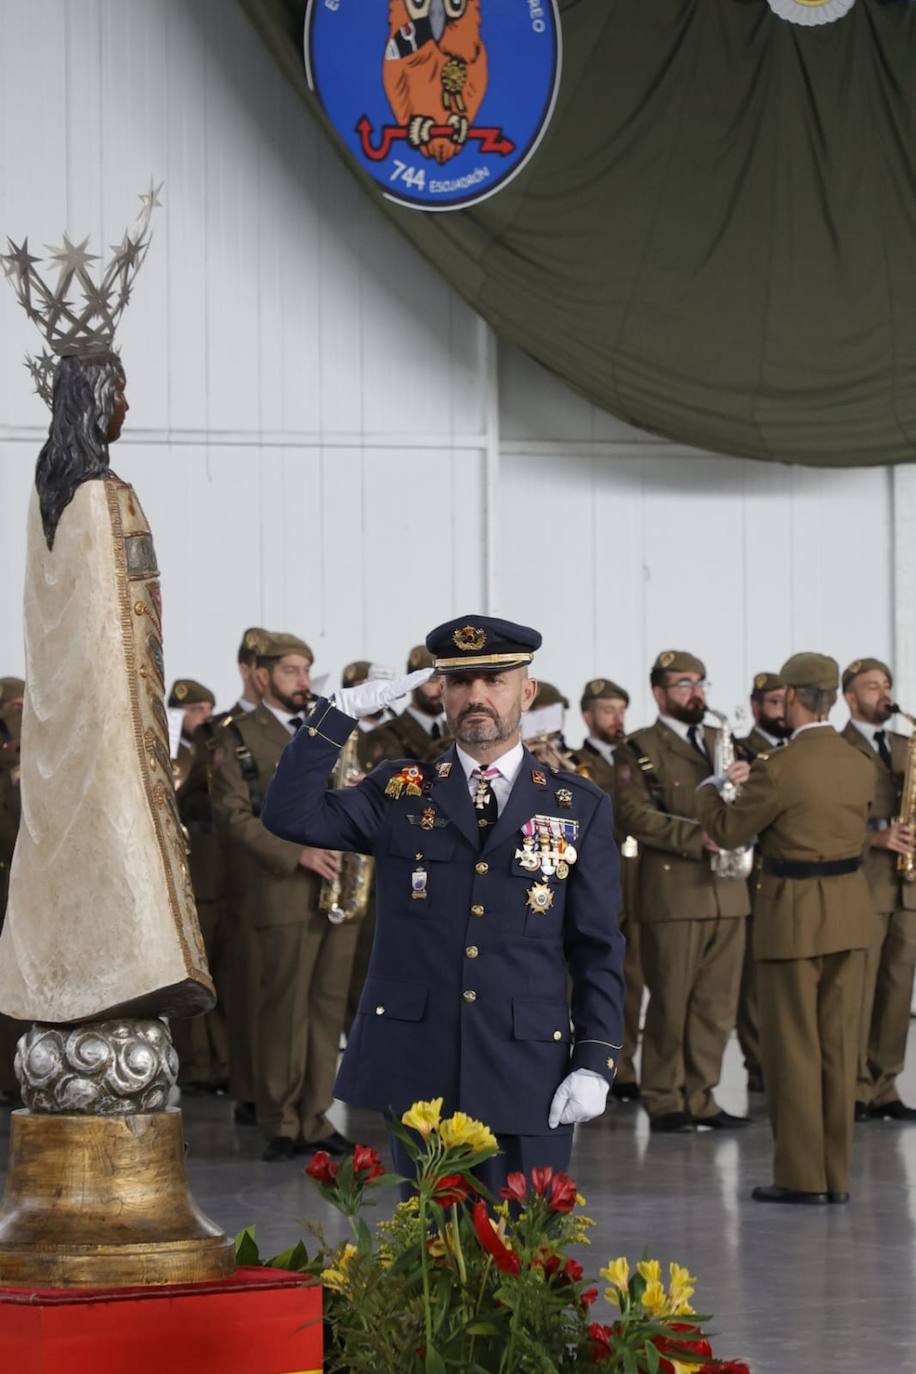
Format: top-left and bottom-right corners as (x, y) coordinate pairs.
(587, 679), (606, 696)
(244, 630), (261, 651)
(848, 659), (862, 675)
(659, 651), (675, 669)
(174, 682), (188, 701)
(754, 673), (767, 690)
(453, 625), (487, 653)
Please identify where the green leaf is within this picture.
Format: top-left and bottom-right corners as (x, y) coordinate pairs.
(372, 1172), (408, 1189)
(355, 1217), (374, 1256)
(234, 1225), (261, 1267)
(645, 1340), (660, 1374)
(424, 1344), (447, 1374)
(267, 1239), (311, 1273)
(463, 1320), (501, 1336)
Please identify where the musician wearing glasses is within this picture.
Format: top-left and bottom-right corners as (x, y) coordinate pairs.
(614, 650), (750, 1133)
(841, 658), (916, 1123)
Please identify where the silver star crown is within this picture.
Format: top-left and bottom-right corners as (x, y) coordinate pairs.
(1, 179), (163, 407)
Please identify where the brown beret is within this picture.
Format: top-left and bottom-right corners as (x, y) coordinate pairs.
(842, 657), (893, 693)
(531, 681), (569, 711)
(751, 672), (786, 696)
(652, 650), (706, 678)
(256, 631), (314, 664)
(580, 677), (630, 710)
(407, 644), (435, 673)
(168, 678), (216, 708)
(0, 677), (25, 704)
(342, 660), (371, 687)
(780, 653), (839, 692)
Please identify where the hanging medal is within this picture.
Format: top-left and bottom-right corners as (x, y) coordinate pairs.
(411, 865), (428, 901)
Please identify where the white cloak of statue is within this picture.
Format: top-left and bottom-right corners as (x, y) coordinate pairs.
(0, 476), (214, 1024)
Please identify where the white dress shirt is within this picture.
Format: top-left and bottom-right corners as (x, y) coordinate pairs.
(586, 735), (616, 766)
(237, 697), (257, 713)
(849, 718), (883, 754)
(406, 705), (447, 737)
(659, 712), (702, 746)
(754, 725), (786, 749)
(455, 740), (525, 816)
(265, 703), (304, 736)
(792, 721), (833, 740)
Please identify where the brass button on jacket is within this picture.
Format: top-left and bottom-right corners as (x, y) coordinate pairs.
(552, 1029), (562, 1042)
(463, 990), (477, 1003)
(465, 945), (479, 959)
(375, 1005), (385, 1016)
(475, 861), (489, 875)
(471, 904), (485, 917)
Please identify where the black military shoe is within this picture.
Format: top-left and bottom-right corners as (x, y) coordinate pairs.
(827, 1192), (850, 1204)
(752, 1185), (828, 1205)
(649, 1111), (693, 1133)
(612, 1080), (640, 1103)
(262, 1136), (297, 1163)
(693, 1110), (749, 1130)
(854, 1100), (871, 1123)
(306, 1129), (354, 1157)
(870, 1100), (916, 1122)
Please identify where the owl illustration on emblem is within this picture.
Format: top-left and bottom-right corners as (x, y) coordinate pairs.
(383, 0), (489, 165)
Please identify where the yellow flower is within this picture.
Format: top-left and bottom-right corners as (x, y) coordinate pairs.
(401, 1097), (443, 1138)
(576, 1192), (587, 1207)
(438, 1111), (497, 1153)
(321, 1242), (358, 1293)
(601, 1256), (630, 1293)
(642, 1279), (670, 1317)
(637, 1258), (661, 1285)
(668, 1260), (697, 1315)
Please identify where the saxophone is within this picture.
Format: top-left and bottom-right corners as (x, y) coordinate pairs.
(892, 704), (916, 883)
(706, 709), (754, 881)
(319, 729), (375, 923)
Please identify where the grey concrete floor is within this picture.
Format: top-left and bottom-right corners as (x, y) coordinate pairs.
(4, 1030), (916, 1373)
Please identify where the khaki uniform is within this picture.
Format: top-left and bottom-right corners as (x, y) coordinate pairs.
(579, 740), (643, 1086)
(734, 727), (787, 1083)
(696, 726), (875, 1193)
(614, 720), (749, 1119)
(841, 722), (916, 1108)
(210, 704), (358, 1142)
(0, 710), (27, 1093)
(169, 734), (231, 1090)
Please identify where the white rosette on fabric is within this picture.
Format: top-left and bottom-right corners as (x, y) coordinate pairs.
(766, 0), (857, 25)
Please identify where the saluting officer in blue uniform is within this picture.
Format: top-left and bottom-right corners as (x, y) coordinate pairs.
(261, 616), (625, 1185)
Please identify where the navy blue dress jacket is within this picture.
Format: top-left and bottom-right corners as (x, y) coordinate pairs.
(261, 700), (625, 1136)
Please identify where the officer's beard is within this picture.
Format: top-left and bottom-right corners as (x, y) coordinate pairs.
(664, 697), (706, 726)
(591, 722), (625, 746)
(758, 710), (792, 739)
(863, 698), (894, 726)
(453, 702), (520, 746)
(270, 684), (311, 715)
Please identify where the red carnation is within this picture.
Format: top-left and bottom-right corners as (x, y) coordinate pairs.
(548, 1171), (578, 1213)
(499, 1171), (528, 1204)
(531, 1166), (554, 1196)
(588, 1322), (614, 1364)
(655, 1323), (713, 1373)
(305, 1150), (338, 1186)
(564, 1257), (584, 1283)
(352, 1143), (385, 1181)
(431, 1173), (475, 1207)
(580, 1285), (599, 1309)
(471, 1199), (521, 1275)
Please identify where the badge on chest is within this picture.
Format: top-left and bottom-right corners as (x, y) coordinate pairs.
(515, 814), (579, 913)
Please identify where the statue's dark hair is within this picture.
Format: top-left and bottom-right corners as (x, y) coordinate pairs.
(34, 353), (123, 548)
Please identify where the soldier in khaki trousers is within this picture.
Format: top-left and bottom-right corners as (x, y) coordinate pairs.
(615, 651), (750, 1133)
(735, 672), (791, 1094)
(578, 677), (643, 1099)
(841, 658), (916, 1122)
(697, 653), (875, 1204)
(0, 678), (28, 1098)
(211, 631), (359, 1162)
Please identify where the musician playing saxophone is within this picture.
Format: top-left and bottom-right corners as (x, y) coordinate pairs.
(613, 651), (750, 1134)
(841, 658), (916, 1123)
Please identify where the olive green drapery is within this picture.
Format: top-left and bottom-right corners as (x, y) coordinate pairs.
(238, 0), (916, 468)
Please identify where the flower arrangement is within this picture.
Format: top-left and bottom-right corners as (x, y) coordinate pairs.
(238, 1096), (750, 1373)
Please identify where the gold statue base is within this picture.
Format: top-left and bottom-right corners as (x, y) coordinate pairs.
(0, 1108), (235, 1287)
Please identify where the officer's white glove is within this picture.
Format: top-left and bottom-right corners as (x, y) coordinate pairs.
(334, 667), (435, 719)
(548, 1069), (610, 1128)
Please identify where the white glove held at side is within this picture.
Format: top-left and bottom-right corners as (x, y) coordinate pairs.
(548, 1069), (610, 1129)
(334, 667), (435, 719)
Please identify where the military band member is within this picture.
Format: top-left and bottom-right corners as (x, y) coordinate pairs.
(361, 646), (449, 767)
(580, 678), (643, 1102)
(233, 627), (269, 716)
(841, 658), (916, 1122)
(0, 677), (27, 1098)
(697, 653), (875, 1203)
(614, 651), (750, 1132)
(211, 631), (358, 1161)
(735, 672), (790, 1095)
(166, 679), (227, 1094)
(262, 616), (625, 1188)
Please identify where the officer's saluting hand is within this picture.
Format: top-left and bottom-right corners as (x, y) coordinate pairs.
(261, 616), (626, 1189)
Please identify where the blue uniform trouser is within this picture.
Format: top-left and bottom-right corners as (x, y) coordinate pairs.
(391, 1129), (573, 1199)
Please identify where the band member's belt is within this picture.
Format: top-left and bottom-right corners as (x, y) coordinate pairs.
(761, 856), (862, 879)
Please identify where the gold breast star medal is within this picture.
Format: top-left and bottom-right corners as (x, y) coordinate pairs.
(526, 881), (555, 914)
(556, 787), (573, 809)
(385, 764), (424, 799)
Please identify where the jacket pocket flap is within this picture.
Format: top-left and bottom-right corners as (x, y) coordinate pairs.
(512, 998), (571, 1042)
(362, 977), (428, 1022)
